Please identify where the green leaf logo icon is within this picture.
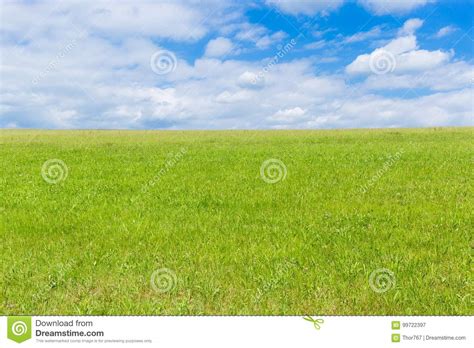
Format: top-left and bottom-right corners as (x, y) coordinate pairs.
(8, 316), (32, 343)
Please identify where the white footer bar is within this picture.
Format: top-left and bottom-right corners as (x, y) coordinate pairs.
(1, 316), (471, 347)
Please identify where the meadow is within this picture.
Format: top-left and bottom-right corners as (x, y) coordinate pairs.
(0, 128), (472, 315)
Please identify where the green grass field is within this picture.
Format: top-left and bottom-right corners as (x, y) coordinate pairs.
(0, 128), (472, 315)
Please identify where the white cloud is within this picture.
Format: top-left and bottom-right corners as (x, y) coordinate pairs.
(363, 61), (474, 91)
(343, 26), (383, 44)
(237, 71), (264, 89)
(270, 107), (306, 122)
(304, 40), (327, 50)
(215, 90), (252, 104)
(346, 19), (451, 75)
(205, 37), (234, 57)
(0, 0), (219, 42)
(383, 35), (418, 55)
(233, 23), (287, 49)
(398, 18), (424, 36)
(267, 0), (434, 16)
(312, 28), (337, 39)
(327, 89), (472, 128)
(358, 0), (433, 15)
(435, 25), (457, 38)
(1, 42), (471, 129)
(266, 0), (344, 15)
(255, 31), (288, 49)
(342, 17), (472, 103)
(0, 0), (472, 131)
(395, 49), (451, 72)
(234, 23), (268, 42)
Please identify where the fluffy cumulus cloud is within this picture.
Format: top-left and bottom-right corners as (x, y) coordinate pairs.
(205, 37), (235, 57)
(237, 71), (264, 89)
(0, 0), (216, 42)
(346, 19), (452, 75)
(344, 18), (472, 123)
(1, 1), (473, 130)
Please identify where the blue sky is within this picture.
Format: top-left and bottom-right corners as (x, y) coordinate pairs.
(0, 0), (473, 129)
